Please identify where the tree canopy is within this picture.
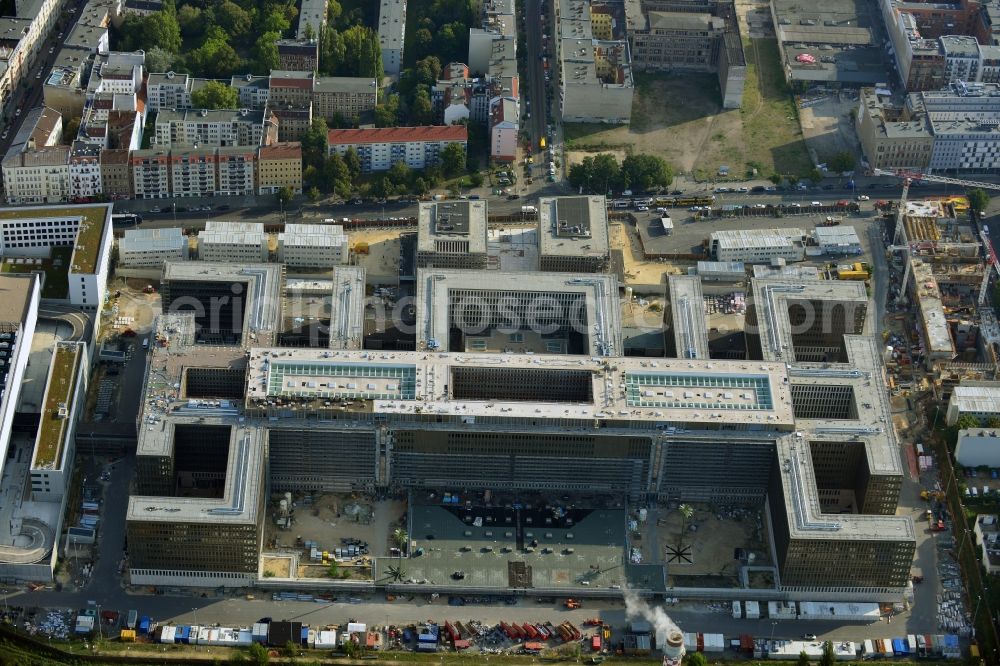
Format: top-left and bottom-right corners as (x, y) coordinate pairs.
(968, 188), (990, 214)
(568, 152), (673, 194)
(828, 151), (856, 174)
(191, 81), (239, 109)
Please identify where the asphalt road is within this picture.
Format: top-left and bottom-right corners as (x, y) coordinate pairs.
(522, 0), (550, 158)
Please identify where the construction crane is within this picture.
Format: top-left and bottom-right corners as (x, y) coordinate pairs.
(872, 168), (1000, 305)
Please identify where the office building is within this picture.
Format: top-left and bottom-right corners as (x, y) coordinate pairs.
(955, 429), (1000, 468)
(946, 382), (1000, 425)
(537, 195), (611, 273)
(856, 88), (934, 171)
(709, 228), (807, 264)
(326, 126), (468, 172)
(0, 203), (113, 310)
(198, 221), (269, 263)
(624, 0), (745, 108)
(379, 0), (407, 76)
(119, 228), (189, 268)
(665, 276), (709, 359)
(416, 200), (489, 269)
(277, 223), (349, 268)
(30, 341), (88, 501)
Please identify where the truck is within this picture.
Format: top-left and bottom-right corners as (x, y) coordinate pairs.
(521, 205), (538, 215)
(540, 137), (547, 149)
(591, 635), (602, 652)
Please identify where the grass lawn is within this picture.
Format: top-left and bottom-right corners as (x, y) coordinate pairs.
(0, 246), (71, 299)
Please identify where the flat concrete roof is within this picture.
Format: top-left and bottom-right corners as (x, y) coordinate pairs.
(0, 275), (37, 328)
(120, 227), (186, 253)
(710, 228), (807, 251)
(128, 425), (264, 525)
(329, 266), (366, 350)
(161, 262), (283, 342)
(414, 268), (622, 356)
(909, 259), (955, 357)
(245, 348), (796, 428)
(667, 276), (709, 360)
(538, 196), (611, 258)
(417, 201), (488, 256)
(949, 383), (1000, 415)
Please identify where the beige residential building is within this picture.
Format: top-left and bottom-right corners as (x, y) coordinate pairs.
(257, 142), (303, 195)
(857, 88), (934, 170)
(99, 148), (132, 198)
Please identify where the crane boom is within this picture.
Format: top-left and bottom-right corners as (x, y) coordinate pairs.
(872, 168), (1000, 192)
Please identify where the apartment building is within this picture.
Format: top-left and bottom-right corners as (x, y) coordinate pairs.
(119, 228), (188, 268)
(129, 149), (171, 199)
(169, 147), (219, 198)
(2, 106), (67, 204)
(296, 0), (328, 40)
(198, 221), (269, 263)
(216, 146), (257, 196)
(269, 105), (313, 142)
(153, 109), (276, 148)
(314, 76), (377, 121)
(231, 75), (270, 109)
(0, 0), (65, 118)
(99, 148), (131, 197)
(857, 88), (934, 171)
(326, 126), (468, 172)
(257, 142), (303, 195)
(276, 39), (319, 72)
(537, 195), (611, 273)
(69, 142), (103, 201)
(379, 0), (407, 76)
(277, 223), (349, 268)
(489, 97), (518, 162)
(146, 71), (191, 111)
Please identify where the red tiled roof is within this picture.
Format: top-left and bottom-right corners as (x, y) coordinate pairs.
(327, 125), (468, 146)
(270, 77), (312, 90)
(259, 142), (302, 160)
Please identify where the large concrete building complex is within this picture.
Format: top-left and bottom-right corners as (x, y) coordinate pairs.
(123, 252), (915, 596)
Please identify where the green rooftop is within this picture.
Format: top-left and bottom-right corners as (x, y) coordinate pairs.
(0, 204), (111, 275)
(34, 344), (81, 470)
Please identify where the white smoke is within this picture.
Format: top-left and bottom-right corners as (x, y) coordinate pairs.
(623, 586), (681, 639)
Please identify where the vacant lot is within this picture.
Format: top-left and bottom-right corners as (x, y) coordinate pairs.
(563, 39), (812, 181)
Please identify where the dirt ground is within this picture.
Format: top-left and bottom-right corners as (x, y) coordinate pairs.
(799, 93), (863, 165)
(647, 504), (770, 578)
(103, 277), (162, 340)
(349, 229), (405, 284)
(610, 222), (684, 285)
(261, 555), (293, 578)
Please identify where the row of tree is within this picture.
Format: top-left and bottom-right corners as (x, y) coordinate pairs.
(568, 153), (674, 194)
(318, 25), (384, 80)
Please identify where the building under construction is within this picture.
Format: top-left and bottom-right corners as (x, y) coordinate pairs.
(125, 262), (915, 598)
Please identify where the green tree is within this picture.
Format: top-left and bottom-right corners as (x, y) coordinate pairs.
(277, 186), (294, 206)
(413, 177), (429, 195)
(343, 148), (361, 181)
(261, 8), (291, 34)
(968, 188), (990, 215)
(988, 416), (1000, 428)
(392, 528), (408, 554)
(621, 153), (672, 192)
(247, 642), (269, 666)
(176, 4), (203, 39)
(677, 503), (694, 548)
(591, 153), (622, 193)
(370, 176), (394, 199)
(62, 116), (81, 144)
(468, 171), (484, 188)
(145, 46), (174, 72)
(326, 0), (342, 25)
(282, 640), (299, 657)
(820, 641), (835, 666)
(307, 186), (321, 202)
(301, 118), (330, 169)
(374, 94), (399, 127)
(956, 414), (981, 430)
(116, 8), (181, 53)
(191, 81), (239, 109)
(188, 27), (243, 78)
(769, 173), (783, 185)
(217, 0), (252, 38)
(686, 652), (708, 666)
(254, 32), (281, 73)
(808, 168), (823, 185)
(797, 650), (811, 666)
(320, 27), (346, 75)
(440, 142), (466, 177)
(324, 153), (351, 190)
(388, 160), (411, 185)
(828, 151), (856, 174)
(787, 175), (800, 187)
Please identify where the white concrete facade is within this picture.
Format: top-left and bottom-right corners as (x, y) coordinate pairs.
(120, 228), (189, 268)
(198, 221), (269, 263)
(277, 224), (348, 268)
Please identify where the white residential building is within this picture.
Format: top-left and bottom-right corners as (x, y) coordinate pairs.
(120, 228), (189, 269)
(69, 142), (103, 201)
(146, 71), (192, 111)
(277, 223), (349, 268)
(153, 108), (275, 148)
(379, 0), (407, 76)
(198, 221), (268, 263)
(326, 126), (468, 172)
(489, 96), (518, 162)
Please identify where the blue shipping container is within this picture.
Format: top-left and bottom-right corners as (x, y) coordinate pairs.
(892, 639), (907, 655)
(177, 626), (190, 643)
(301, 626), (310, 645)
(138, 616), (151, 634)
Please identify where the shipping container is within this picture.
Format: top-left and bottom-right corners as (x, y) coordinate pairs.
(120, 629), (136, 642)
(592, 635), (602, 651)
(126, 610), (138, 629)
(138, 616), (151, 634)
